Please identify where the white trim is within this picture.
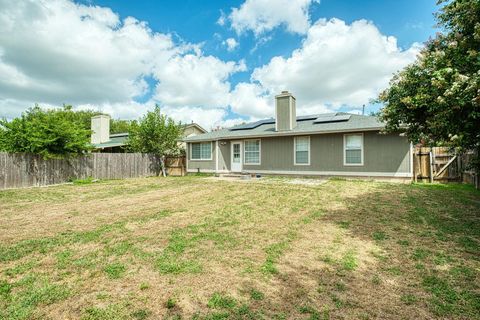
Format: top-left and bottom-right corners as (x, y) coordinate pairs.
(294, 136), (310, 166)
(343, 133), (364, 166)
(243, 169), (412, 178)
(186, 142), (189, 171)
(190, 141), (213, 161)
(243, 139), (261, 165)
(231, 140), (243, 172)
(215, 141), (219, 172)
(184, 127), (383, 142)
(409, 142), (414, 179)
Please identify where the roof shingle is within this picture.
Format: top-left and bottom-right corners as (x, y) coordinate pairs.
(184, 113), (384, 142)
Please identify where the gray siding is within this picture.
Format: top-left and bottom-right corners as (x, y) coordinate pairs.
(218, 141), (230, 171)
(242, 131), (410, 174)
(187, 131), (411, 176)
(186, 142), (216, 171)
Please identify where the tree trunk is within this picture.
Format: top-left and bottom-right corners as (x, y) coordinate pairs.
(161, 155), (166, 177)
(476, 148), (480, 189)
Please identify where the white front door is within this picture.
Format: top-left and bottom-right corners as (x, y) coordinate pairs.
(231, 141), (242, 172)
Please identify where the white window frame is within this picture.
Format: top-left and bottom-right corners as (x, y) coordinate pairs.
(294, 136), (310, 166)
(243, 139), (261, 165)
(190, 142), (212, 161)
(343, 133), (364, 166)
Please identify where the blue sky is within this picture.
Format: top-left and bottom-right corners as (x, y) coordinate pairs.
(87, 0), (437, 75)
(1, 0), (439, 128)
(88, 0), (437, 58)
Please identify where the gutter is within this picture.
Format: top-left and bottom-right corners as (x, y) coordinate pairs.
(183, 126), (385, 143)
(93, 143), (127, 149)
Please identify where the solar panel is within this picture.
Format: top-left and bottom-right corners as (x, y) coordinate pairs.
(229, 112), (351, 131)
(332, 114), (351, 121)
(230, 118), (275, 131)
(315, 113), (337, 118)
(296, 115), (319, 121)
(313, 114), (351, 124)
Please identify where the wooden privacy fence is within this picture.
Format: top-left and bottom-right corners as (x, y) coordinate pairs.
(413, 147), (478, 188)
(460, 151), (479, 189)
(0, 153), (186, 190)
(165, 156), (186, 177)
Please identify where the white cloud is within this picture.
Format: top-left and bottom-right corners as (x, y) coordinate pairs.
(0, 99), (58, 120)
(217, 10), (227, 26)
(0, 0), (246, 129)
(251, 18), (420, 114)
(0, 0), (181, 106)
(75, 101), (151, 120)
(0, 1), (420, 130)
(227, 0), (319, 36)
(161, 106), (227, 130)
(223, 38), (239, 51)
(153, 54), (246, 108)
(230, 83), (272, 118)
(162, 105), (246, 131)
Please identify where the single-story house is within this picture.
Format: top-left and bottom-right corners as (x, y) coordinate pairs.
(91, 115), (207, 152)
(183, 91), (413, 179)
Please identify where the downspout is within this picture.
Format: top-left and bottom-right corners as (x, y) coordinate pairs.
(185, 142), (189, 174)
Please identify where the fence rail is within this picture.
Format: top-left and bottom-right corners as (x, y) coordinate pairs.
(0, 153), (185, 190)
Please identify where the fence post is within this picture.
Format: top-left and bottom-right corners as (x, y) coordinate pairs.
(429, 148), (434, 183)
(413, 149), (418, 183)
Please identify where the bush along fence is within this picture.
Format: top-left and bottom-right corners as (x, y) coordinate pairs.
(0, 153), (186, 190)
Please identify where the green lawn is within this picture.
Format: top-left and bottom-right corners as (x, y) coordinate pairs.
(0, 176), (479, 319)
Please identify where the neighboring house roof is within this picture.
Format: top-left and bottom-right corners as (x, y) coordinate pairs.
(184, 123), (207, 134)
(92, 133), (128, 149)
(92, 122), (207, 149)
(184, 113), (384, 142)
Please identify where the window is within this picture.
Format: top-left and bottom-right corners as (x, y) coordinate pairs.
(191, 142), (212, 160)
(244, 140), (260, 164)
(344, 134), (363, 165)
(294, 136), (310, 165)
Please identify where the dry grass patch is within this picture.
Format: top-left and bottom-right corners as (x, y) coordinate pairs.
(0, 176), (479, 319)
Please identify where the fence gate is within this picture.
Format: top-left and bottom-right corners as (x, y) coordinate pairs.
(413, 147), (461, 183)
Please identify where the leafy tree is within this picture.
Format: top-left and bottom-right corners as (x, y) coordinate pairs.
(127, 105), (183, 176)
(49, 104), (135, 133)
(61, 105), (103, 130)
(61, 104), (133, 134)
(0, 106), (92, 158)
(378, 0), (479, 167)
(110, 119), (135, 134)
